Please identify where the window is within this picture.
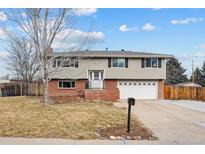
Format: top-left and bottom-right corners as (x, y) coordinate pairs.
(58, 80), (75, 88)
(94, 72), (99, 80)
(141, 58), (162, 68)
(112, 58), (125, 67)
(145, 58), (151, 67)
(53, 57), (78, 68)
(152, 58), (158, 68)
(61, 59), (70, 67)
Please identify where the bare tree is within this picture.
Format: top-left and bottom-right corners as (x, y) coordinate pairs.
(3, 33), (39, 95)
(4, 8), (94, 105)
(5, 33), (39, 81)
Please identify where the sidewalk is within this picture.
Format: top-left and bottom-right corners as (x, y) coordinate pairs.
(0, 137), (167, 145)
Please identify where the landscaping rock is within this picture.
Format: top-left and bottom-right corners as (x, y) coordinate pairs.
(126, 136), (132, 140)
(136, 136), (142, 140)
(109, 136), (117, 140)
(106, 125), (111, 128)
(95, 132), (101, 138)
(116, 136), (124, 140)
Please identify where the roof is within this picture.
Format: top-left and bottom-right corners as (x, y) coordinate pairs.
(175, 82), (202, 87)
(0, 79), (10, 84)
(49, 50), (173, 58)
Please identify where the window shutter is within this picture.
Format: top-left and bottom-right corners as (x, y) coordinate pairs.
(125, 58), (128, 68)
(53, 59), (56, 67)
(75, 61), (79, 68)
(158, 58), (162, 68)
(141, 58), (145, 68)
(108, 58), (111, 67)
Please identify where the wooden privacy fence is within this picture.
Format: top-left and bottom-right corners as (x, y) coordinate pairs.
(164, 85), (205, 101)
(0, 81), (44, 97)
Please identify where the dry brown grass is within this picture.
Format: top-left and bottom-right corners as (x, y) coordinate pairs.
(0, 97), (128, 139)
(0, 97), (155, 140)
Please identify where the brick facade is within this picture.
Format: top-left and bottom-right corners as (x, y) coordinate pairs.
(48, 79), (85, 97)
(48, 79), (164, 101)
(84, 80), (119, 101)
(158, 79), (164, 99)
(48, 79), (119, 101)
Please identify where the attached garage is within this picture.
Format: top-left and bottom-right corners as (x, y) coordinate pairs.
(117, 81), (158, 99)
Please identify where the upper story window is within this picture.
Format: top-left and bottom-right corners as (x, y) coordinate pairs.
(141, 58), (162, 68)
(58, 80), (75, 89)
(112, 58), (125, 67)
(53, 57), (78, 68)
(108, 58), (128, 68)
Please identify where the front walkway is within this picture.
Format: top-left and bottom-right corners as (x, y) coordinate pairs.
(115, 100), (205, 144)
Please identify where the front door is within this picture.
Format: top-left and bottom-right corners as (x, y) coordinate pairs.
(88, 71), (104, 89)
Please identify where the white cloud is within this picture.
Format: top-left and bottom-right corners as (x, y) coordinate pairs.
(194, 51), (205, 57)
(53, 28), (105, 49)
(180, 51), (205, 61)
(71, 8), (97, 16)
(119, 24), (130, 32)
(20, 12), (27, 18)
(0, 28), (7, 37)
(152, 8), (161, 11)
(56, 29), (104, 41)
(119, 24), (138, 32)
(170, 18), (203, 25)
(179, 51), (205, 77)
(142, 23), (156, 31)
(199, 44), (205, 49)
(0, 51), (8, 58)
(0, 11), (7, 21)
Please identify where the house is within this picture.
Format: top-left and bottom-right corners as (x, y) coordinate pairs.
(0, 80), (10, 96)
(48, 50), (173, 101)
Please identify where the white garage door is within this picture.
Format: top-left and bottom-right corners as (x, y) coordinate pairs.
(118, 81), (158, 99)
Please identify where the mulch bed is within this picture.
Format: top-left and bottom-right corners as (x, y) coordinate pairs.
(98, 122), (158, 140)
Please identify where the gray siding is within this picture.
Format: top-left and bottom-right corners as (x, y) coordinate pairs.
(49, 58), (167, 80)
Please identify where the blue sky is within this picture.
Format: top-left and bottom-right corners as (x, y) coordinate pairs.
(0, 8), (205, 77)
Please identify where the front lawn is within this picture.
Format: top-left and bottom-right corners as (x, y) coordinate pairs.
(0, 97), (156, 140)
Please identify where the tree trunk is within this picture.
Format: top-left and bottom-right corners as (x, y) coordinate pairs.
(43, 78), (49, 106)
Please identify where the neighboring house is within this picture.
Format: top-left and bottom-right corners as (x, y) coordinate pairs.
(175, 82), (202, 87)
(0, 80), (10, 96)
(48, 50), (173, 101)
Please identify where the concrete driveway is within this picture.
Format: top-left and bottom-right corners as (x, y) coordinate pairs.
(116, 100), (205, 144)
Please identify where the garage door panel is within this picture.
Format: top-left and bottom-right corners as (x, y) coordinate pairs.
(118, 81), (158, 99)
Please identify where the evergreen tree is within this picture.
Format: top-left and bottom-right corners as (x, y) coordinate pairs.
(191, 67), (205, 87)
(165, 57), (188, 85)
(201, 60), (205, 82)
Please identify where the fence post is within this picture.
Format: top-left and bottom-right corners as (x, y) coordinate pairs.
(20, 82), (23, 96)
(37, 82), (39, 96)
